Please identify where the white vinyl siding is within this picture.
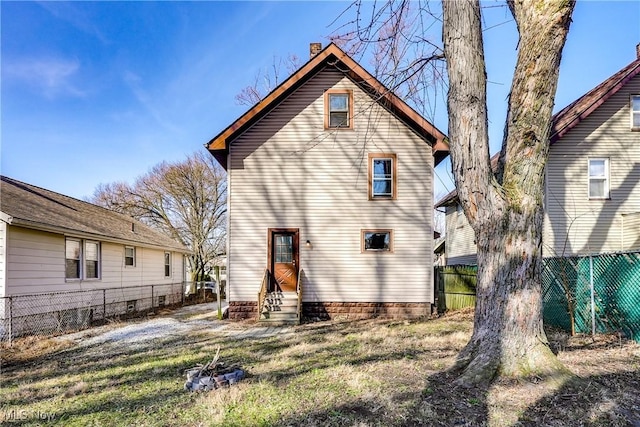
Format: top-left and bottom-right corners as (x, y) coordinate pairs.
(5, 226), (184, 296)
(0, 220), (6, 298)
(622, 212), (640, 251)
(227, 67), (434, 304)
(444, 203), (478, 265)
(544, 74), (640, 256)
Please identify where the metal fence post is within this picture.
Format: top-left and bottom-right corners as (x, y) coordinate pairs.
(151, 285), (155, 310)
(589, 254), (596, 337)
(9, 296), (13, 345)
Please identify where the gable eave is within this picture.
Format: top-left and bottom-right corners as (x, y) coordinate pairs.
(551, 58), (640, 143)
(206, 43), (448, 167)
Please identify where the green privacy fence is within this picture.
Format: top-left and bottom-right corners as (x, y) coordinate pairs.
(435, 265), (477, 312)
(434, 251), (640, 342)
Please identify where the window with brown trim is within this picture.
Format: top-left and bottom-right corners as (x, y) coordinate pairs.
(361, 229), (393, 253)
(368, 153), (397, 200)
(325, 89), (353, 129)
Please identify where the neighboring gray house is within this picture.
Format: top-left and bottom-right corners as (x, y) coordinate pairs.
(207, 43), (449, 322)
(435, 48), (640, 265)
(0, 176), (190, 337)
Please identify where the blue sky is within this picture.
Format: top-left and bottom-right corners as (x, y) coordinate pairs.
(1, 1), (639, 201)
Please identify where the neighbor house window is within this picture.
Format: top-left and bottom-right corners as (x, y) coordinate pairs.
(65, 239), (81, 279)
(588, 158), (610, 199)
(325, 90), (352, 129)
(456, 203), (465, 229)
(164, 252), (171, 277)
(85, 241), (100, 279)
(125, 246), (136, 267)
(65, 238), (100, 280)
(361, 229), (393, 253)
(632, 95), (640, 130)
(368, 153), (397, 199)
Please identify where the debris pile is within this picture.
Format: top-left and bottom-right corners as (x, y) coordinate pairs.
(184, 348), (244, 392)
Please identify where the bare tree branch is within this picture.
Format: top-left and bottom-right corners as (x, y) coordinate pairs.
(91, 150), (227, 281)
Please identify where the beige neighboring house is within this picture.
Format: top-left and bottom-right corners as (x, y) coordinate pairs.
(435, 47), (640, 265)
(0, 176), (190, 337)
(206, 43), (449, 322)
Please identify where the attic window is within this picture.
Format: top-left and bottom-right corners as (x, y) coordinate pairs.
(325, 90), (353, 129)
(632, 95), (640, 130)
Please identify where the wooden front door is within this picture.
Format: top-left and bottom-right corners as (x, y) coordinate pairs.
(269, 229), (299, 292)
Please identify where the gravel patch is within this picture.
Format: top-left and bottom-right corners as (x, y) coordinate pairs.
(59, 302), (294, 348)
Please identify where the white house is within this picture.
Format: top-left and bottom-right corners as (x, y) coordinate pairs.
(0, 176), (190, 338)
(206, 43), (448, 322)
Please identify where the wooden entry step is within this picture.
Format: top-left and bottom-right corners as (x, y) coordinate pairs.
(260, 291), (299, 324)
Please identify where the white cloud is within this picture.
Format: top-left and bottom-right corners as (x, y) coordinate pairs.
(5, 57), (86, 98)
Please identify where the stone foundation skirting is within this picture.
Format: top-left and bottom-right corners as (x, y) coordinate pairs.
(229, 301), (432, 322)
(302, 302), (432, 321)
(228, 301), (258, 320)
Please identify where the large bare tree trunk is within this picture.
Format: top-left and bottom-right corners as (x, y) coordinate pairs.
(442, 0), (575, 384)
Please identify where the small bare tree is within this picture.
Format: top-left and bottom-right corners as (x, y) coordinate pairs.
(91, 150), (227, 281)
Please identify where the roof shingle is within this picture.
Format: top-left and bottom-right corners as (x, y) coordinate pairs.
(0, 176), (189, 252)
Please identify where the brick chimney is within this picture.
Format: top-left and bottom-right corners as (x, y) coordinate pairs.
(637, 43), (640, 59)
(310, 42), (322, 58)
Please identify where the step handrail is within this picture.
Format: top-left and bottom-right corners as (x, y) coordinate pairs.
(296, 268), (303, 324)
(257, 268), (269, 321)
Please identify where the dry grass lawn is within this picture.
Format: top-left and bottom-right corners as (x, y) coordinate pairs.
(1, 308), (639, 426)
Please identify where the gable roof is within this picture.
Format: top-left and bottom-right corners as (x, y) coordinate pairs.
(0, 176), (189, 252)
(206, 43), (449, 169)
(551, 56), (640, 142)
(435, 52), (640, 209)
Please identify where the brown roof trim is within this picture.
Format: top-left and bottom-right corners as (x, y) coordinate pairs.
(551, 58), (640, 142)
(206, 43), (448, 169)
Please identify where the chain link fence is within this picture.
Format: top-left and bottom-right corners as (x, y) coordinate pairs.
(0, 282), (220, 342)
(434, 250), (640, 342)
(542, 251), (640, 341)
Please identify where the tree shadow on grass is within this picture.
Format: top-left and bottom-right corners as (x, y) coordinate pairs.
(518, 369), (640, 426)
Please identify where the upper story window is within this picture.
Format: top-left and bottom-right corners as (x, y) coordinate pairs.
(325, 90), (352, 129)
(65, 238), (100, 280)
(368, 153), (397, 200)
(632, 95), (640, 130)
(588, 158), (610, 199)
(125, 246), (136, 267)
(164, 252), (171, 277)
